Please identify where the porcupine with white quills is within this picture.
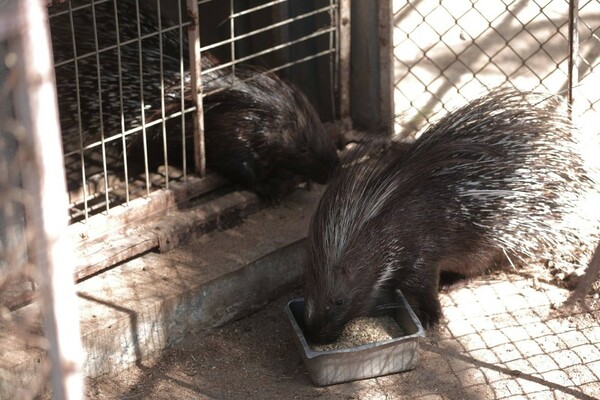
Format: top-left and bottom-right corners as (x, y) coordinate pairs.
(303, 89), (600, 344)
(50, 0), (339, 201)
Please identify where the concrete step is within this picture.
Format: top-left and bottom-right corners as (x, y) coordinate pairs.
(0, 186), (323, 397)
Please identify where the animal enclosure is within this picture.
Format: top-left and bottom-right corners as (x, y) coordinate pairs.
(1, 0), (599, 398)
(50, 0), (344, 224)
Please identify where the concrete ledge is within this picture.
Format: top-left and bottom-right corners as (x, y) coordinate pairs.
(0, 186), (322, 395)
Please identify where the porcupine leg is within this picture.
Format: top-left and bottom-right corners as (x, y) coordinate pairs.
(256, 170), (301, 204)
(403, 287), (442, 329)
(394, 265), (443, 328)
(237, 161), (287, 203)
(254, 176), (287, 203)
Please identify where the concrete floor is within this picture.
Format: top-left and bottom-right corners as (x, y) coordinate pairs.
(87, 273), (600, 400)
(2, 186), (323, 399)
(4, 184), (599, 399)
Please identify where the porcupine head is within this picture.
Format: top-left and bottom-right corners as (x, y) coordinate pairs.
(267, 83), (340, 185)
(301, 156), (406, 344)
(202, 69), (340, 200)
(303, 248), (369, 344)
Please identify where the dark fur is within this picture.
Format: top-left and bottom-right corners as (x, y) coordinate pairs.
(304, 89), (600, 343)
(201, 68), (339, 200)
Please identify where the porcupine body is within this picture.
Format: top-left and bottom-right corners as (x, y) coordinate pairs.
(199, 68), (340, 200)
(50, 0), (338, 200)
(303, 89), (600, 344)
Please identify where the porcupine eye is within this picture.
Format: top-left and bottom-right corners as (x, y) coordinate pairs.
(335, 299), (343, 306)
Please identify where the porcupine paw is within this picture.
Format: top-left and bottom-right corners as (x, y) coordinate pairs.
(254, 180), (286, 205)
(413, 291), (443, 329)
(255, 178), (298, 205)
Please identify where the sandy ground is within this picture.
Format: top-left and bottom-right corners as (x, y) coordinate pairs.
(85, 272), (600, 400)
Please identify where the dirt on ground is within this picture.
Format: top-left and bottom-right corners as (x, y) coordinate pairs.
(85, 269), (600, 400)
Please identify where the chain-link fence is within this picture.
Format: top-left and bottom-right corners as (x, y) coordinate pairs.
(393, 0), (600, 137)
(392, 2), (600, 398)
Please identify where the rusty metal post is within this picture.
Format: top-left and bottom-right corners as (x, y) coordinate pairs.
(186, 0), (206, 177)
(567, 0), (579, 106)
(339, 0), (351, 130)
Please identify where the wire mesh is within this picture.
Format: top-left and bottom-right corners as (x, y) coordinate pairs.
(574, 0), (600, 122)
(49, 0), (340, 225)
(432, 273), (600, 399)
(392, 0), (600, 137)
(49, 0), (197, 223)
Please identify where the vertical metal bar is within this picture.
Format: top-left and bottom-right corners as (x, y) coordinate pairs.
(329, 0), (337, 118)
(186, 0), (205, 177)
(567, 0), (579, 106)
(230, 0), (236, 74)
(158, 0), (169, 188)
(338, 0), (351, 129)
(378, 0), (393, 135)
(271, 0), (289, 75)
(91, 0), (111, 213)
(17, 0), (83, 398)
(178, 0), (187, 179)
(67, 2), (89, 222)
(135, 0), (151, 195)
(113, 0), (130, 204)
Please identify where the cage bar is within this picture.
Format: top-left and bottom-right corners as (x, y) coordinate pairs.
(338, 0), (351, 126)
(113, 0), (130, 203)
(567, 0), (579, 105)
(135, 0), (151, 195)
(15, 0), (84, 398)
(67, 1), (90, 221)
(177, 0), (188, 179)
(187, 0), (206, 177)
(90, 0), (111, 215)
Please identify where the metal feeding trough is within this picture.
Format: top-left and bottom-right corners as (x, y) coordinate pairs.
(285, 289), (425, 386)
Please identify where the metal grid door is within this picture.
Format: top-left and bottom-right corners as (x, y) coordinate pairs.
(49, 0), (343, 225)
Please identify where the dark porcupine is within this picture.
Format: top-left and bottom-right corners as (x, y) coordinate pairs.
(199, 68), (340, 200)
(50, 0), (339, 200)
(303, 89), (600, 344)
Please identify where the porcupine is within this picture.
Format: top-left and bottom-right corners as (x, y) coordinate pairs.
(51, 0), (339, 200)
(303, 89), (600, 344)
(143, 60), (340, 200)
(199, 67), (340, 200)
